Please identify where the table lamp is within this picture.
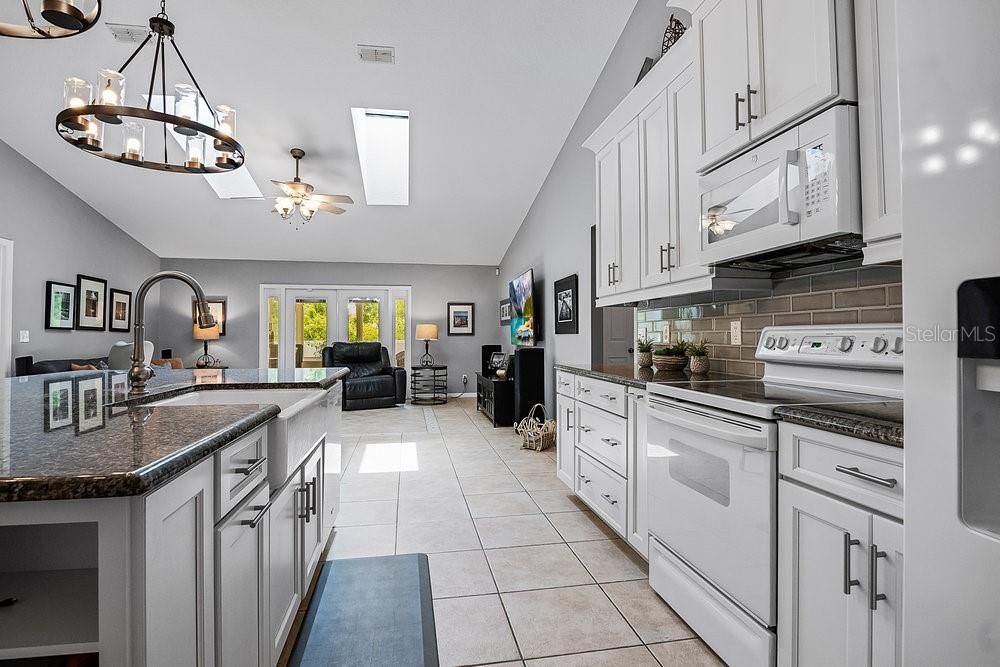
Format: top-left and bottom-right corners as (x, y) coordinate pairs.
(193, 322), (221, 368)
(415, 323), (439, 366)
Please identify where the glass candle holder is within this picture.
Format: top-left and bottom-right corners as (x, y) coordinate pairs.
(76, 116), (103, 151)
(174, 84), (200, 136)
(95, 69), (124, 124)
(214, 104), (236, 149)
(121, 121), (144, 164)
(185, 135), (205, 171)
(62, 77), (92, 131)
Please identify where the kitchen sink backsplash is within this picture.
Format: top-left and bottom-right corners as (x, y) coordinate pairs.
(637, 260), (902, 378)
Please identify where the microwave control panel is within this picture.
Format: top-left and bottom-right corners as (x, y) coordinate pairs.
(804, 143), (832, 219)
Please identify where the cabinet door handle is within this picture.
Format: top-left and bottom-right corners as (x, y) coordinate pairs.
(600, 492), (619, 506)
(580, 425), (593, 433)
(608, 263), (614, 286)
(298, 486), (311, 522)
(611, 263), (619, 285)
(234, 457), (265, 477)
(746, 84), (758, 121)
(600, 437), (620, 447)
(310, 478), (318, 517)
(843, 532), (861, 595)
(565, 408), (574, 432)
(870, 544), (888, 610)
(241, 502), (271, 529)
(835, 465), (898, 489)
(578, 473), (591, 484)
(659, 244), (676, 272)
(735, 91), (747, 129)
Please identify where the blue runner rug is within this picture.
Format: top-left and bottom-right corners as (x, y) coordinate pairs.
(288, 553), (438, 667)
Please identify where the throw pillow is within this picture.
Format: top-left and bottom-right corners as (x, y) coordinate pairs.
(71, 363), (97, 371)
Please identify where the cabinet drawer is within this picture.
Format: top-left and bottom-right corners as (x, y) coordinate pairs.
(575, 376), (627, 416)
(575, 451), (627, 537)
(575, 403), (627, 477)
(216, 428), (268, 522)
(779, 422), (903, 519)
(555, 370), (576, 397)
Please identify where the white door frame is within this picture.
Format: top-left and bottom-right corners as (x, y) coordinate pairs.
(0, 238), (12, 378)
(258, 284), (412, 371)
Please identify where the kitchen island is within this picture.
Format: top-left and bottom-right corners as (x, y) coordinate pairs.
(0, 366), (348, 666)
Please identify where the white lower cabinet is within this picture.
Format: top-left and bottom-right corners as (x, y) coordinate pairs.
(778, 479), (904, 666)
(267, 473), (302, 666)
(626, 389), (648, 558)
(300, 443), (325, 593)
(575, 450), (627, 537)
(216, 483), (270, 667)
(555, 393), (576, 488)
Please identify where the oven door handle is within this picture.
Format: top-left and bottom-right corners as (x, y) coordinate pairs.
(648, 404), (770, 450)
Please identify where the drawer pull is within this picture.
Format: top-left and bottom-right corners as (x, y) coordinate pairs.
(580, 388), (592, 394)
(577, 473), (592, 484)
(835, 465), (898, 489)
(599, 393), (617, 401)
(843, 532), (861, 595)
(234, 457), (265, 476)
(580, 425), (594, 433)
(241, 502), (271, 529)
(600, 492), (619, 506)
(600, 437), (620, 447)
(559, 381), (571, 387)
(870, 544), (888, 610)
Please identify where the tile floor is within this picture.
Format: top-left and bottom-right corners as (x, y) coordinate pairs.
(326, 397), (724, 667)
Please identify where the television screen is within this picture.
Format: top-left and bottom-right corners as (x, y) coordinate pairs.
(509, 269), (535, 346)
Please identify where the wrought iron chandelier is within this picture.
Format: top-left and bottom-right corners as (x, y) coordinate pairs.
(2, 0), (102, 39)
(54, 0), (245, 174)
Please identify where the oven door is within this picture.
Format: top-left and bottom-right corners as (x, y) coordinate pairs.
(647, 397), (777, 626)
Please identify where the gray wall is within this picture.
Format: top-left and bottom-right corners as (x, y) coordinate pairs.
(158, 258), (499, 393)
(498, 0), (671, 409)
(0, 140), (161, 366)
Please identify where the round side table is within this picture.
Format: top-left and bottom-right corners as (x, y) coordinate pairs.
(410, 364), (448, 405)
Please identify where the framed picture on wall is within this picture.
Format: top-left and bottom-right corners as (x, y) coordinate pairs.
(499, 299), (512, 326)
(109, 288), (132, 332)
(554, 274), (578, 334)
(44, 281), (76, 330)
(75, 274), (107, 331)
(447, 302), (475, 336)
(43, 377), (74, 432)
(193, 296), (227, 335)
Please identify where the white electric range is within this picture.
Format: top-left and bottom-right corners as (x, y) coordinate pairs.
(644, 325), (903, 667)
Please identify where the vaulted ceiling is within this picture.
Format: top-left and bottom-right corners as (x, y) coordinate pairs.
(0, 1), (636, 265)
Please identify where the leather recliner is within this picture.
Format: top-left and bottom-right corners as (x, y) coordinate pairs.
(322, 342), (407, 411)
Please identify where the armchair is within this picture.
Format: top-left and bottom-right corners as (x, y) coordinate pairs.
(321, 342), (406, 410)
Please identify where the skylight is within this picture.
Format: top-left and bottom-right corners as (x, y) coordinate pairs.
(351, 107), (409, 206)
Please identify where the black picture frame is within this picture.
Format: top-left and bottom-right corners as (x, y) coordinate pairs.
(499, 299), (512, 326)
(447, 302), (475, 336)
(75, 274), (107, 331)
(108, 288), (133, 332)
(44, 280), (76, 330)
(193, 295), (227, 336)
(43, 377), (74, 432)
(554, 274), (579, 335)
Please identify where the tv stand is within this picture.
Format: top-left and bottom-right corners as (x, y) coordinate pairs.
(475, 347), (544, 428)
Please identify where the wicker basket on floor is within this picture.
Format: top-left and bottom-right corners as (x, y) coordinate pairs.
(515, 403), (556, 452)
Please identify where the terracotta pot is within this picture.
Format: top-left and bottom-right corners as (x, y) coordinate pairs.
(689, 355), (710, 375)
(652, 354), (688, 372)
(637, 351), (653, 368)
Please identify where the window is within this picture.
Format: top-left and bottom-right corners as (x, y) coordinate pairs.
(267, 295), (280, 368)
(351, 107), (410, 205)
(394, 297), (407, 367)
(295, 299), (328, 368)
(347, 299), (380, 343)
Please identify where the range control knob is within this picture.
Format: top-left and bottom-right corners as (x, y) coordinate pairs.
(776, 336), (789, 350)
(763, 336), (776, 350)
(891, 336), (904, 355)
(838, 336), (854, 352)
(871, 336), (889, 354)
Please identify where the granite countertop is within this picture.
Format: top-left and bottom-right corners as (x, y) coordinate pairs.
(554, 363), (728, 389)
(773, 401), (904, 448)
(0, 367), (349, 502)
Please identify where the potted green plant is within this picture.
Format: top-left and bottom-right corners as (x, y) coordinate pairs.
(652, 340), (690, 372)
(636, 337), (655, 368)
(687, 340), (710, 375)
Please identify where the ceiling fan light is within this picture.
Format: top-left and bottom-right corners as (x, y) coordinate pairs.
(274, 197), (295, 220)
(299, 200), (319, 223)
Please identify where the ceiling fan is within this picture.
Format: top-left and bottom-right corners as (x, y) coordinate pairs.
(271, 148), (353, 225)
(702, 204), (752, 236)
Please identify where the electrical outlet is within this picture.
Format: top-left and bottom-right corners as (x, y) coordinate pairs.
(18, 330), (29, 343)
(730, 321), (742, 346)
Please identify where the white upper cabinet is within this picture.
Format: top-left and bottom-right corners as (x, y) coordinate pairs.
(616, 122), (642, 294)
(596, 141), (620, 299)
(695, 0), (753, 167)
(639, 89), (672, 290)
(855, 0), (902, 263)
(696, 0), (857, 171)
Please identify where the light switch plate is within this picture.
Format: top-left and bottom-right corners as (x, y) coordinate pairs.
(18, 330), (29, 343)
(730, 321), (742, 346)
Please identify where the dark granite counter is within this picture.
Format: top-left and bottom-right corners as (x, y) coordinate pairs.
(773, 401), (904, 448)
(554, 363), (732, 389)
(0, 367), (349, 502)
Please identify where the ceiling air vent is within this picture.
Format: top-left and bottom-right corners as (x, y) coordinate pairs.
(357, 44), (395, 64)
(106, 23), (149, 43)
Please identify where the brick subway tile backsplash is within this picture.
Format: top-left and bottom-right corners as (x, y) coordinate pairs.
(636, 261), (902, 378)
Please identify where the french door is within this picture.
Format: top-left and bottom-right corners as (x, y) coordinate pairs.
(262, 285), (409, 370)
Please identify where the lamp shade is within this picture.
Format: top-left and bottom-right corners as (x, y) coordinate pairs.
(193, 323), (221, 341)
(415, 323), (439, 341)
